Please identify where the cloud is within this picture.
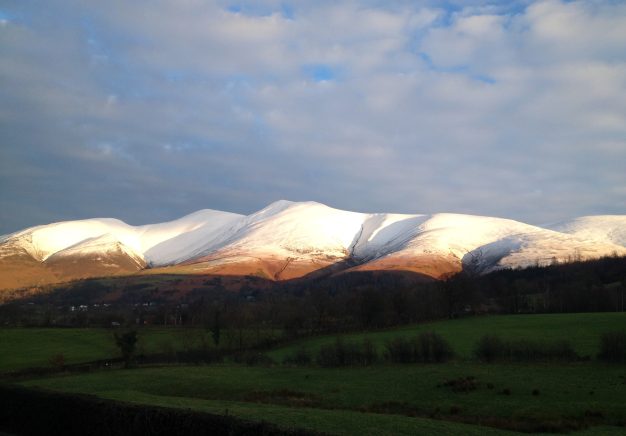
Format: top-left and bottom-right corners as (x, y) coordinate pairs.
(0, 0), (625, 233)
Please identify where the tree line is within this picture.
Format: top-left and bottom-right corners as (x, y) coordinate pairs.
(1, 255), (625, 333)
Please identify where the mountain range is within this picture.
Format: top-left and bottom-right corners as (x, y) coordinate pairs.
(1, 200), (625, 291)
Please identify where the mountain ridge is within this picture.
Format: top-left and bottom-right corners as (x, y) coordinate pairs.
(1, 200), (625, 291)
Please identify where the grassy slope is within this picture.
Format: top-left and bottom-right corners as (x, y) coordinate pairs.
(3, 313), (623, 372)
(0, 326), (283, 372)
(8, 313), (626, 434)
(23, 363), (626, 435)
(0, 328), (115, 371)
(81, 391), (518, 436)
(269, 313), (626, 361)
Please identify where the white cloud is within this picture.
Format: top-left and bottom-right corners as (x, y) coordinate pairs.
(0, 0), (625, 232)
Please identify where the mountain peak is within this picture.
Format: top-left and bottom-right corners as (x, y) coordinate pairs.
(1, 202), (625, 290)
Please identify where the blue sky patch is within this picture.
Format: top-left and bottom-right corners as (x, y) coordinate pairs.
(303, 64), (337, 82)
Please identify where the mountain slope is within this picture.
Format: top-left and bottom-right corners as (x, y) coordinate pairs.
(548, 216), (626, 248)
(44, 234), (146, 280)
(1, 201), (625, 290)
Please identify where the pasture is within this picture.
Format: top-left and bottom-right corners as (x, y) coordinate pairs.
(4, 312), (626, 434)
(269, 312), (626, 361)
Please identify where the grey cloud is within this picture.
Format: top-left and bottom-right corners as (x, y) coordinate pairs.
(1, 0), (625, 234)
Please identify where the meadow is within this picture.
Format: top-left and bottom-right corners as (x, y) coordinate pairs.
(0, 326), (279, 372)
(4, 312), (626, 435)
(269, 312), (626, 361)
(20, 362), (626, 435)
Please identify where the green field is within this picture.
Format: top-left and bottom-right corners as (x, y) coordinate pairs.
(270, 312), (626, 361)
(0, 326), (279, 372)
(22, 363), (626, 435)
(5, 313), (626, 435)
(2, 313), (622, 373)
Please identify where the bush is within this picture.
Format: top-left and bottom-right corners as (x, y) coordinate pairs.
(114, 330), (138, 368)
(508, 339), (577, 362)
(598, 331), (626, 363)
(316, 338), (378, 367)
(440, 376), (477, 393)
(362, 338), (377, 365)
(474, 335), (579, 363)
(474, 335), (505, 363)
(385, 332), (453, 364)
(385, 337), (414, 363)
(232, 351), (275, 366)
(511, 407), (584, 433)
(419, 332), (454, 363)
(283, 347), (312, 366)
(48, 354), (66, 370)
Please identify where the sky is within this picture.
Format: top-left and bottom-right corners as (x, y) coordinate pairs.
(1, 0), (625, 234)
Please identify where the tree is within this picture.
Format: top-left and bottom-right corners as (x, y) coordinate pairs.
(114, 330), (138, 368)
(211, 310), (221, 347)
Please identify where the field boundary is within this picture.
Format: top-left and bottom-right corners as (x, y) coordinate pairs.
(0, 384), (323, 436)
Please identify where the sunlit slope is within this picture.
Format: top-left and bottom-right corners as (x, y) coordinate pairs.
(1, 201), (625, 289)
(549, 215), (626, 248)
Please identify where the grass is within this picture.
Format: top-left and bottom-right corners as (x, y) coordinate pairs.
(3, 313), (623, 372)
(75, 390), (520, 436)
(269, 313), (626, 361)
(0, 326), (277, 372)
(22, 362), (626, 434)
(0, 327), (217, 372)
(0, 328), (117, 372)
(7, 313), (626, 434)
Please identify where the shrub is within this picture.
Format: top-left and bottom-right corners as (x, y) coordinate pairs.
(283, 347), (312, 366)
(113, 330), (138, 368)
(598, 331), (626, 363)
(385, 332), (453, 364)
(508, 339), (577, 362)
(511, 407), (584, 433)
(449, 405), (462, 415)
(385, 337), (414, 363)
(474, 335), (505, 363)
(316, 338), (378, 367)
(421, 331), (454, 363)
(48, 354), (66, 370)
(440, 376), (477, 393)
(362, 338), (377, 365)
(316, 341), (343, 367)
(232, 351), (275, 366)
(546, 340), (578, 361)
(474, 335), (579, 363)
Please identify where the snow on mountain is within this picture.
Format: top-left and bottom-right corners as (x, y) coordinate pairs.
(548, 216), (626, 248)
(1, 201), (625, 286)
(345, 213), (620, 276)
(4, 218), (135, 262)
(0, 209), (244, 264)
(189, 201), (366, 261)
(351, 213), (429, 260)
(144, 210), (243, 265)
(46, 233), (145, 268)
(171, 203), (626, 278)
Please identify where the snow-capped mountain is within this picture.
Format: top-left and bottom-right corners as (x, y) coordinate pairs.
(1, 201), (625, 290)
